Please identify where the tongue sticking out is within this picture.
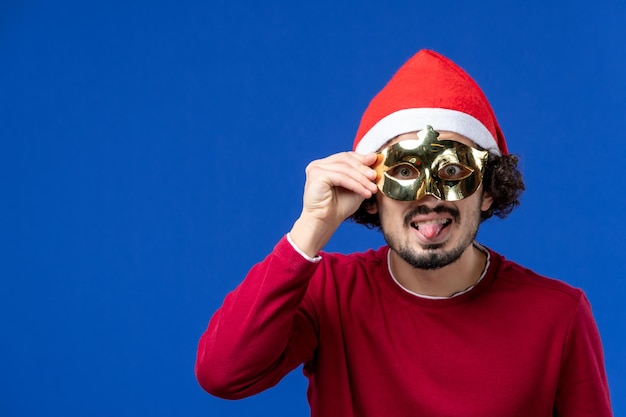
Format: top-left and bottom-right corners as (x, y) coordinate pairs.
(418, 223), (445, 239)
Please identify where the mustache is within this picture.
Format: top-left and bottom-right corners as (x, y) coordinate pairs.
(403, 205), (460, 227)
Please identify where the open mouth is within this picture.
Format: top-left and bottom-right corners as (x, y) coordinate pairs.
(410, 218), (452, 239)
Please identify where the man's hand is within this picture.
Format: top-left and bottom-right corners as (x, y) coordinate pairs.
(289, 152), (379, 258)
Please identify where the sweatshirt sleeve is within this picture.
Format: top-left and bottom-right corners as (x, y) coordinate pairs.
(554, 293), (613, 416)
(195, 236), (321, 399)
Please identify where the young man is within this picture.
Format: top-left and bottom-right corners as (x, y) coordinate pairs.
(195, 50), (612, 416)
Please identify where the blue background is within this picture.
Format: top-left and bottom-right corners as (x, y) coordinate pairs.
(2, 1), (624, 416)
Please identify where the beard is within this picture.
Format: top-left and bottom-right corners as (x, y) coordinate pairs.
(381, 204), (480, 270)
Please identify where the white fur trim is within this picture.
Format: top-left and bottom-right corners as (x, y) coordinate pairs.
(355, 108), (500, 155)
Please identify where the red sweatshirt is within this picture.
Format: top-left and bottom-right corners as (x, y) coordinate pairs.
(196, 236), (612, 416)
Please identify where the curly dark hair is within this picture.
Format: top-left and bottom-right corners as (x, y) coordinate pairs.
(349, 153), (525, 229)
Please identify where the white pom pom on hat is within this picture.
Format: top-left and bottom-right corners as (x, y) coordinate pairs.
(353, 49), (508, 156)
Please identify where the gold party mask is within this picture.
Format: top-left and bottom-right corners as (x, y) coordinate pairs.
(373, 126), (489, 201)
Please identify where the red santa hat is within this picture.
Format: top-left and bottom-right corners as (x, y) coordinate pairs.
(353, 49), (508, 156)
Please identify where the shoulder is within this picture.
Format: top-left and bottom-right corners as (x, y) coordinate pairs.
(317, 246), (389, 282)
(321, 246), (387, 266)
(486, 248), (584, 307)
(309, 246), (389, 291)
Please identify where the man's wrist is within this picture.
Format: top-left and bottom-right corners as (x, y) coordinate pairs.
(288, 215), (337, 259)
(286, 233), (322, 263)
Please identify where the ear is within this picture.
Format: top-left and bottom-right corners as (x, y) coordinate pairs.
(481, 191), (494, 212)
(365, 199), (379, 214)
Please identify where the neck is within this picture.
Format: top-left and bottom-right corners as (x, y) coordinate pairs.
(388, 243), (487, 298)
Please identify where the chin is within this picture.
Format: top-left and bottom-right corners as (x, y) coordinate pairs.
(394, 243), (457, 269)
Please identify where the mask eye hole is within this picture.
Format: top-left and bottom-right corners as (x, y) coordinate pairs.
(438, 163), (473, 181)
(387, 163), (420, 180)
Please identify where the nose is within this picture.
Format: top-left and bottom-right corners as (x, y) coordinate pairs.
(416, 169), (443, 201)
